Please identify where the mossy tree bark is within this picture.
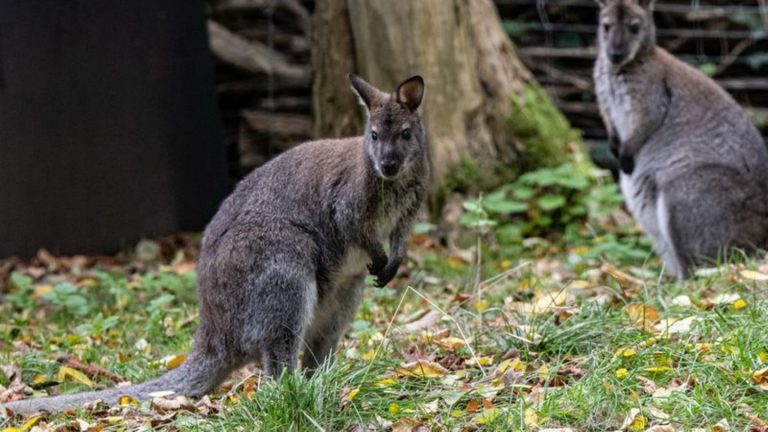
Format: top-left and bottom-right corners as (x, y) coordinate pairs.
(312, 0), (582, 193)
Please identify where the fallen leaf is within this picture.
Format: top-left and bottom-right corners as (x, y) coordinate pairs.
(473, 407), (502, 425)
(56, 366), (94, 387)
(466, 356), (494, 367)
(340, 387), (359, 406)
(712, 418), (730, 432)
(655, 316), (700, 335)
(740, 270), (768, 281)
(395, 360), (450, 378)
(435, 336), (465, 350)
(671, 295), (692, 308)
(152, 395), (194, 412)
(524, 407), (539, 427)
(645, 426), (675, 432)
(403, 310), (442, 333)
(732, 299), (748, 310)
(624, 303), (660, 332)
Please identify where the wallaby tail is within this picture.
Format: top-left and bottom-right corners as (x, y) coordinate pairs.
(1, 350), (229, 416)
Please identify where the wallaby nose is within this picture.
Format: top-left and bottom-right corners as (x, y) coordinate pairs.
(380, 160), (401, 177)
(609, 51), (625, 64)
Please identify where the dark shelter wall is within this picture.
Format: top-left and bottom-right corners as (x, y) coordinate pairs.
(0, 0), (229, 258)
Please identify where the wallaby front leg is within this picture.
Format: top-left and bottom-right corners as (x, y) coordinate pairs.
(373, 220), (409, 287)
(362, 235), (388, 276)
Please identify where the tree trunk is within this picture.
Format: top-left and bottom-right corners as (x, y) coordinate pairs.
(312, 0), (581, 192)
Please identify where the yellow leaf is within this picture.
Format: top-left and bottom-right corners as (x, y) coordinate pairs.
(630, 415), (647, 431)
(56, 366), (93, 387)
(760, 351), (768, 363)
(450, 409), (463, 418)
(466, 356), (494, 367)
(388, 402), (400, 414)
(435, 337), (465, 350)
(619, 348), (637, 358)
(473, 407), (502, 425)
(0, 428), (21, 432)
(166, 353), (186, 369)
(695, 343), (712, 353)
(569, 280), (591, 289)
(644, 366), (672, 373)
(395, 360), (450, 378)
(732, 299), (748, 310)
(740, 270), (768, 281)
(537, 364), (549, 381)
(524, 408), (539, 427)
(375, 378), (397, 387)
(20, 416), (41, 432)
(495, 358), (524, 374)
(33, 284), (53, 297)
(495, 358), (513, 374)
(473, 299), (489, 313)
(361, 350), (376, 361)
(346, 388), (360, 401)
(615, 368), (628, 379)
(32, 374), (47, 385)
(752, 366), (768, 384)
(624, 303), (660, 332)
(532, 290), (570, 314)
(119, 395), (137, 406)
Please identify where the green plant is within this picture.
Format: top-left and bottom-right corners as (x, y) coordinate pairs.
(461, 162), (649, 265)
(42, 282), (94, 317)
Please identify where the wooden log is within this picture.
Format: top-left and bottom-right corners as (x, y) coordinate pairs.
(207, 20), (308, 81)
(241, 110), (312, 137)
(209, 0), (311, 34)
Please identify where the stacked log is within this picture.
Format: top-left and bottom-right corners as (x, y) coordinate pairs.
(206, 0), (313, 178)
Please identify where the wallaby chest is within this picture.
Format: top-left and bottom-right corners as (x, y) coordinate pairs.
(596, 70), (636, 143)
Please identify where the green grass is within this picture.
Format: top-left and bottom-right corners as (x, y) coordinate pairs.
(2, 231), (768, 431)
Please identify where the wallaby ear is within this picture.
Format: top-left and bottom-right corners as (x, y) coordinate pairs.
(348, 73), (381, 111)
(396, 75), (425, 112)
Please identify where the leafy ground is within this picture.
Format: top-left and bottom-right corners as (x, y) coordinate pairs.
(2, 165), (768, 431)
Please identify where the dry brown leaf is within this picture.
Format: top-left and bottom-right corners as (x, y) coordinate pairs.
(152, 395), (194, 412)
(402, 310), (442, 333)
(624, 303), (660, 332)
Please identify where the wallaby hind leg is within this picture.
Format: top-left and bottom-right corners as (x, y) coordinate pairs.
(661, 168), (754, 279)
(241, 267), (318, 378)
(301, 277), (365, 372)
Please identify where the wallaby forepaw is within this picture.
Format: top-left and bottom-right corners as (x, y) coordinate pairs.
(619, 152), (635, 175)
(374, 262), (400, 287)
(367, 254), (388, 275)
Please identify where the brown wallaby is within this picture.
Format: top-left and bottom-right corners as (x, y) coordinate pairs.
(594, 0), (768, 279)
(2, 74), (430, 415)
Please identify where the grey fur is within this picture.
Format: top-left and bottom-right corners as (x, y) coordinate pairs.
(2, 74), (430, 415)
(594, 0), (768, 279)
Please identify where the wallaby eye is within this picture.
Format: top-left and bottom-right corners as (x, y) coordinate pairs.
(629, 23), (640, 34)
(603, 23), (611, 32)
(402, 129), (412, 140)
(371, 131), (378, 141)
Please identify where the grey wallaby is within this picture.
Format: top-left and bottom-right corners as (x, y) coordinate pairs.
(593, 0), (768, 279)
(2, 74), (430, 415)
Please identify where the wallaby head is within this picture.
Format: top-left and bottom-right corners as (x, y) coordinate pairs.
(348, 74), (426, 180)
(596, 0), (656, 68)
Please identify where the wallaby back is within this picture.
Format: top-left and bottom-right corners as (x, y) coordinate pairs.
(594, 0), (768, 278)
(2, 74), (430, 415)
